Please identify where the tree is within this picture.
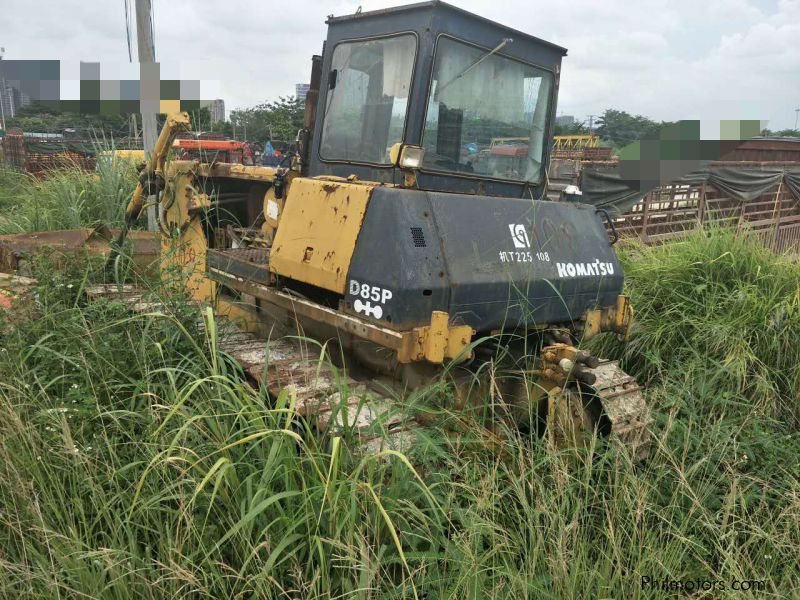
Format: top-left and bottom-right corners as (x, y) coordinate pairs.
(186, 106), (213, 132)
(595, 109), (666, 149)
(7, 102), (129, 137)
(553, 120), (590, 136)
(761, 127), (800, 138)
(229, 96), (304, 143)
(211, 119), (233, 137)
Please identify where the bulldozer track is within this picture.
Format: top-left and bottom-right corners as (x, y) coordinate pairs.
(587, 359), (653, 460)
(85, 284), (419, 454)
(85, 285), (651, 458)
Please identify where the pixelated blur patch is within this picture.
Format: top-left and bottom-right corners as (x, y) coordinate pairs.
(0, 59), (219, 115)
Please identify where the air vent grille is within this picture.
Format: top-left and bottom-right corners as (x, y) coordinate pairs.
(410, 227), (426, 247)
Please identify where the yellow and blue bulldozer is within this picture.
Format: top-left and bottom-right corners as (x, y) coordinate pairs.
(122, 1), (651, 455)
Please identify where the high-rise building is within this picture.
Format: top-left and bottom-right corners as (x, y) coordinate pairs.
(210, 99), (225, 124)
(295, 83), (310, 107)
(0, 83), (13, 128)
(0, 84), (29, 127)
(0, 58), (32, 129)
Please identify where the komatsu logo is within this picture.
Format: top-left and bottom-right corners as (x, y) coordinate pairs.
(556, 260), (615, 278)
(509, 224), (531, 248)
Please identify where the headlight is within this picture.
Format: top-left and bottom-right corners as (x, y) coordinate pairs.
(399, 145), (425, 169)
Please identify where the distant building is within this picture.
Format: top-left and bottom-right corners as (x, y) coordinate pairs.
(210, 99), (225, 124)
(555, 115), (576, 127)
(0, 85), (13, 127)
(0, 79), (31, 126)
(295, 83), (310, 107)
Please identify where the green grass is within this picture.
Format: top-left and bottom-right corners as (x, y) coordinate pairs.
(0, 156), (136, 234)
(0, 231), (797, 598)
(593, 229), (800, 427)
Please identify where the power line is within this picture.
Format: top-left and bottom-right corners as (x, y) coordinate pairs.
(123, 0), (133, 62)
(149, 0), (156, 58)
(0, 47), (5, 131)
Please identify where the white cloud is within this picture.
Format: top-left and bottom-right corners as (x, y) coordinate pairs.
(2, 0), (798, 129)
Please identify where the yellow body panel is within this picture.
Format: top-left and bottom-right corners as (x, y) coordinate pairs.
(269, 177), (379, 294)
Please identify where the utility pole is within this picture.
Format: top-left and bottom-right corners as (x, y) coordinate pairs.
(135, 0), (158, 230)
(0, 48), (6, 132)
(795, 108), (799, 131)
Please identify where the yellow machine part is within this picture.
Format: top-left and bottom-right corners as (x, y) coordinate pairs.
(552, 134), (600, 150)
(157, 161), (282, 305)
(159, 169), (215, 303)
(269, 177), (380, 294)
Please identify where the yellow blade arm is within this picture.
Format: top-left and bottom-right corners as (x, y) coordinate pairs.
(124, 111), (191, 223)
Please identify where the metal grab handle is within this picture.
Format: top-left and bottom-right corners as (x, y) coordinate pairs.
(596, 208), (619, 245)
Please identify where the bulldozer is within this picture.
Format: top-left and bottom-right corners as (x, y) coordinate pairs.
(121, 1), (651, 455)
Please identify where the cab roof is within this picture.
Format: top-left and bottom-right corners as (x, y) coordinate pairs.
(326, 0), (567, 56)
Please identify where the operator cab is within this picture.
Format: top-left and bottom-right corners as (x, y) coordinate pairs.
(304, 0), (566, 199)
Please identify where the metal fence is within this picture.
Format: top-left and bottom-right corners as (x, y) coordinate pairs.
(1, 132), (95, 174)
(1, 131), (143, 175)
(612, 167), (800, 253)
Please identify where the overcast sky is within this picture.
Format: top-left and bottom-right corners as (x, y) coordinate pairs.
(3, 0), (799, 130)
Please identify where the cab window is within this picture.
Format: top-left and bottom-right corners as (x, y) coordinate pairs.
(320, 34), (416, 164)
(421, 37), (553, 183)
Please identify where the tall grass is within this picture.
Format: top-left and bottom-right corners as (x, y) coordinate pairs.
(0, 154), (136, 234)
(593, 228), (800, 426)
(0, 231), (797, 598)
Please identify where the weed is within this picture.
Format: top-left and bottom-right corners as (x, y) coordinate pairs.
(0, 230), (797, 598)
(0, 154), (136, 234)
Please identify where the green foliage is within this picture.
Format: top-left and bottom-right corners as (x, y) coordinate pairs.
(229, 96), (304, 143)
(553, 120), (590, 136)
(595, 108), (671, 150)
(0, 166), (28, 213)
(7, 102), (130, 137)
(0, 158), (136, 234)
(594, 228), (800, 427)
(760, 127), (800, 138)
(211, 119), (233, 137)
(0, 229), (797, 597)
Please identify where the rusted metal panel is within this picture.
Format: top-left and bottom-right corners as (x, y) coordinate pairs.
(718, 139), (800, 163)
(269, 177), (378, 295)
(0, 227), (159, 276)
(0, 228), (109, 273)
(207, 247), (270, 285)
